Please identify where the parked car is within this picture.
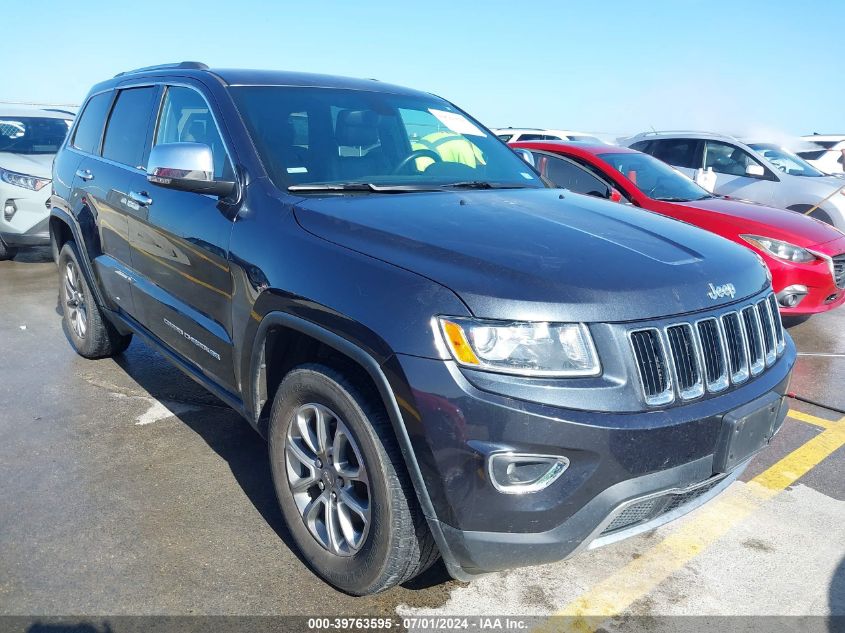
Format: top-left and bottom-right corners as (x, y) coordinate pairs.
(493, 127), (604, 144)
(797, 134), (845, 175)
(511, 140), (845, 319)
(0, 107), (73, 260)
(51, 62), (794, 595)
(623, 131), (845, 230)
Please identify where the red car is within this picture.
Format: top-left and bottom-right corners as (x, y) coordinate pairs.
(511, 140), (845, 318)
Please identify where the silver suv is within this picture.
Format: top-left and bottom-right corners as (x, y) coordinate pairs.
(624, 131), (845, 230)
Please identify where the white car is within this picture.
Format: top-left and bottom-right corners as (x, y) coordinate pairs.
(797, 134), (845, 175)
(0, 108), (74, 260)
(624, 131), (845, 230)
(493, 127), (605, 144)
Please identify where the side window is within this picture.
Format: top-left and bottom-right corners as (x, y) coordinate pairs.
(651, 139), (700, 169)
(703, 141), (764, 177)
(71, 92), (112, 154)
(532, 152), (610, 197)
(518, 133), (546, 141)
(102, 87), (157, 168)
(629, 140), (652, 153)
(497, 134), (514, 142)
(155, 86), (232, 179)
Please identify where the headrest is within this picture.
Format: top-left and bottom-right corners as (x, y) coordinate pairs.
(335, 110), (380, 147)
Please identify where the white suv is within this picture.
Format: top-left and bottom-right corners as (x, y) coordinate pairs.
(797, 134), (845, 176)
(624, 131), (845, 229)
(493, 127), (604, 144)
(0, 107), (74, 260)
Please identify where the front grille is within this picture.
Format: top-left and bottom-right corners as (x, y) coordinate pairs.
(630, 329), (673, 405)
(600, 476), (726, 536)
(666, 324), (703, 398)
(630, 292), (784, 406)
(696, 318), (728, 392)
(834, 254), (845, 289)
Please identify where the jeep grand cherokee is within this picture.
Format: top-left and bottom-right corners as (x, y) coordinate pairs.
(50, 62), (795, 595)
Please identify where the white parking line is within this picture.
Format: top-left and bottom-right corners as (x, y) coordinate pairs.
(797, 352), (845, 358)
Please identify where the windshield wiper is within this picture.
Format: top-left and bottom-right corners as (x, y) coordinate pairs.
(288, 182), (441, 193)
(653, 196), (693, 202)
(439, 181), (529, 190)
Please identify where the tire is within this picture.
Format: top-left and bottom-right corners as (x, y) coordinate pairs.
(0, 240), (18, 261)
(268, 364), (438, 595)
(58, 242), (132, 358)
(782, 314), (811, 328)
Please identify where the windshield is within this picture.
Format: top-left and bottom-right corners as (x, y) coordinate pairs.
(749, 143), (825, 177)
(598, 152), (712, 201)
(230, 87), (543, 191)
(0, 116), (72, 155)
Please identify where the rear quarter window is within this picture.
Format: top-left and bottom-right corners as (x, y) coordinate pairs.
(72, 92), (113, 154)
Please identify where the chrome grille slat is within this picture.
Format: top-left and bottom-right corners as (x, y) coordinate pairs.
(630, 294), (785, 406)
(833, 254), (845, 289)
(741, 306), (765, 376)
(629, 329), (674, 406)
(666, 324), (703, 399)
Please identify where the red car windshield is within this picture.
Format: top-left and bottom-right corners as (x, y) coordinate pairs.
(599, 152), (712, 202)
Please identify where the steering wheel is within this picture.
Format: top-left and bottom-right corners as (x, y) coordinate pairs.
(392, 149), (442, 174)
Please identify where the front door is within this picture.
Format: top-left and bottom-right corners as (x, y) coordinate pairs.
(702, 140), (777, 205)
(128, 84), (238, 393)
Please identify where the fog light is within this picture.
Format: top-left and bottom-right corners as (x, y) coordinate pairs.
(776, 284), (808, 308)
(488, 452), (569, 494)
(3, 200), (15, 221)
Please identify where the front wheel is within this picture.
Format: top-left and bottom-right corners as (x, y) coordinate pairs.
(0, 240), (18, 261)
(58, 242), (132, 358)
(268, 364), (438, 594)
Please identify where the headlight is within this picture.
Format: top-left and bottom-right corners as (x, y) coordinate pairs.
(0, 168), (51, 191)
(740, 235), (816, 264)
(438, 317), (600, 377)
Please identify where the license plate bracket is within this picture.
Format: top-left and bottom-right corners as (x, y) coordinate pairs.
(713, 393), (786, 473)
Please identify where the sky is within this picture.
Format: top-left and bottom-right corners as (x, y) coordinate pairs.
(4, 0), (843, 141)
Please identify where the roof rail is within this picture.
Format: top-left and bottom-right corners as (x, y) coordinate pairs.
(114, 61), (208, 78)
(632, 129), (738, 140)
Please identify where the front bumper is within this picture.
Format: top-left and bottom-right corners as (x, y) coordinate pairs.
(387, 338), (795, 578)
(0, 186), (51, 248)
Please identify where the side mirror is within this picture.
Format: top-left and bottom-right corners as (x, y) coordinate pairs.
(745, 163), (765, 177)
(512, 148), (535, 167)
(147, 142), (235, 197)
(609, 187), (624, 203)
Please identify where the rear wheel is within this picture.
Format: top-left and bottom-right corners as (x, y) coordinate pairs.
(268, 364), (438, 595)
(58, 242), (132, 358)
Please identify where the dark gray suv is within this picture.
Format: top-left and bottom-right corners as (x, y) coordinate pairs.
(50, 62), (795, 595)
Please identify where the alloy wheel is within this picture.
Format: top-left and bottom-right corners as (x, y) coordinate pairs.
(285, 403), (371, 556)
(64, 261), (87, 339)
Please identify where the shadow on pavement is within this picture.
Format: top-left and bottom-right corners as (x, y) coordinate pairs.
(832, 555), (844, 619)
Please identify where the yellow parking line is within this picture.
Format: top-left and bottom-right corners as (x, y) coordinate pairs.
(535, 416), (845, 633)
(788, 409), (836, 430)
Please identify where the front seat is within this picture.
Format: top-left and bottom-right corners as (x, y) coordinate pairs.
(335, 110), (388, 180)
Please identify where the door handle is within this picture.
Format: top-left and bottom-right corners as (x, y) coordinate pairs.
(75, 168), (94, 181)
(128, 190), (153, 207)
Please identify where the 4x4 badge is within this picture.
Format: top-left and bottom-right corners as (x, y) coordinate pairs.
(707, 282), (736, 300)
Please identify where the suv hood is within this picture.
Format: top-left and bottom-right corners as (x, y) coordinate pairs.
(684, 197), (843, 247)
(292, 189), (770, 322)
(0, 152), (53, 179)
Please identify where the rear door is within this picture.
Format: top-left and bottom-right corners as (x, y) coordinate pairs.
(66, 88), (157, 320)
(648, 138), (702, 178)
(702, 140), (777, 204)
(127, 84), (238, 392)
